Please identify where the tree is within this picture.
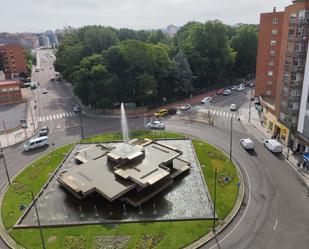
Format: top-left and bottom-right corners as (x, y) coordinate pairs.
(147, 30), (170, 44)
(230, 24), (258, 79)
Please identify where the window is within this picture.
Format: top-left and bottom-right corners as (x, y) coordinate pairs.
(266, 90), (272, 95)
(268, 71), (273, 76)
(271, 40), (277, 46)
(267, 80), (273, 85)
(272, 18), (278, 24)
(297, 27), (304, 36)
(272, 29), (278, 35)
(290, 13), (297, 21)
(270, 51), (276, 56)
(269, 61), (275, 66)
(288, 29), (295, 36)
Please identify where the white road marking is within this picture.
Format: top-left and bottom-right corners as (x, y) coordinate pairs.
(49, 115), (53, 120)
(39, 117), (42, 122)
(53, 114), (57, 119)
(46, 116), (49, 121)
(56, 114), (60, 119)
(273, 219), (278, 231)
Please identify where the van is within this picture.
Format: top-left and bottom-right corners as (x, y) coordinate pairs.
(264, 139), (282, 153)
(240, 138), (255, 150)
(23, 136), (48, 152)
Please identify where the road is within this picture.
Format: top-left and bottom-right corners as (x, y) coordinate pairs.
(0, 50), (308, 249)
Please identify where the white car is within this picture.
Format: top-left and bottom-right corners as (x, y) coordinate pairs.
(201, 97), (212, 104)
(42, 88), (48, 94)
(146, 120), (165, 130)
(223, 89), (232, 95)
(240, 138), (255, 150)
(230, 104), (237, 111)
(237, 85), (245, 91)
(180, 104), (192, 111)
(264, 139), (283, 153)
(231, 85), (237, 91)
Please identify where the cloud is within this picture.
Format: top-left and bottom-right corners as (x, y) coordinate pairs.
(0, 0), (292, 32)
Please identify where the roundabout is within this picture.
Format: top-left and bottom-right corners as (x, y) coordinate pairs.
(0, 130), (243, 249)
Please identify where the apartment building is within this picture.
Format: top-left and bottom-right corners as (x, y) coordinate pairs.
(0, 44), (28, 80)
(256, 0), (309, 151)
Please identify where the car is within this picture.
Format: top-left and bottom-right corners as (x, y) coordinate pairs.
(240, 138), (255, 150)
(231, 85), (238, 91)
(146, 120), (165, 130)
(167, 108), (177, 115)
(223, 89), (232, 96)
(230, 103), (237, 111)
(50, 77), (55, 81)
(73, 105), (81, 113)
(42, 88), (48, 94)
(154, 109), (168, 118)
(39, 126), (49, 136)
(216, 88), (224, 95)
(180, 104), (192, 111)
(201, 96), (212, 104)
(237, 85), (245, 91)
(264, 139), (283, 153)
(249, 82), (255, 87)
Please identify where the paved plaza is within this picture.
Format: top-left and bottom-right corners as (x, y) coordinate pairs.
(17, 139), (214, 227)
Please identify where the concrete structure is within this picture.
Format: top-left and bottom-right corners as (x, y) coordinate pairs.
(0, 44), (28, 79)
(58, 138), (190, 207)
(0, 80), (22, 105)
(38, 33), (50, 47)
(46, 30), (59, 47)
(255, 0), (309, 150)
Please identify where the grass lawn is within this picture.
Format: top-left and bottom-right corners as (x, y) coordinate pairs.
(2, 131), (240, 249)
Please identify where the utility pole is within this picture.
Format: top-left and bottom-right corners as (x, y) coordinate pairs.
(213, 167), (217, 233)
(230, 116), (233, 161)
(248, 88), (253, 123)
(0, 141), (11, 185)
(78, 110), (84, 140)
(30, 191), (46, 249)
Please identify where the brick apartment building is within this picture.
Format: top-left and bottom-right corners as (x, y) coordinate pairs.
(0, 44), (28, 80)
(0, 80), (22, 105)
(255, 0), (309, 152)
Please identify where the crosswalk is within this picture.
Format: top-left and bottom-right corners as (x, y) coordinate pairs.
(197, 108), (240, 119)
(39, 112), (76, 122)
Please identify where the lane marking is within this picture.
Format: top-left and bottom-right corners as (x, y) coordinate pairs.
(39, 117), (42, 122)
(53, 114), (57, 119)
(273, 219), (278, 231)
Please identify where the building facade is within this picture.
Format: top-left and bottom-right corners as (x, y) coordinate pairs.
(256, 0), (309, 151)
(0, 80), (22, 105)
(0, 44), (28, 80)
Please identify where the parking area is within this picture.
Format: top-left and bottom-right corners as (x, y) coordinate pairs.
(0, 102), (27, 131)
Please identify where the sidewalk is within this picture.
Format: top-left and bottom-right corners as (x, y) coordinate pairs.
(0, 97), (39, 148)
(238, 100), (309, 190)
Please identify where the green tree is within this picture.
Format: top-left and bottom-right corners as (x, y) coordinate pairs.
(230, 24), (258, 79)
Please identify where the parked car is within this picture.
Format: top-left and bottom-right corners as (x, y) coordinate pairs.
(73, 105), (81, 113)
(146, 120), (165, 130)
(201, 96), (212, 104)
(167, 108), (177, 115)
(223, 89), (232, 96)
(249, 82), (255, 87)
(231, 85), (238, 91)
(42, 88), (48, 94)
(240, 138), (255, 150)
(237, 85), (245, 91)
(230, 103), (237, 111)
(154, 109), (168, 117)
(180, 104), (192, 111)
(23, 136), (48, 152)
(39, 126), (49, 136)
(264, 139), (283, 153)
(216, 88), (224, 95)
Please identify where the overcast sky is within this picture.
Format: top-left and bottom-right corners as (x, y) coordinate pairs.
(2, 0), (292, 32)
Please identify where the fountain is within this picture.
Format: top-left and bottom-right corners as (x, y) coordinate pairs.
(120, 103), (129, 143)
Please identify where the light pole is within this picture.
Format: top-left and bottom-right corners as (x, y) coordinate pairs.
(229, 116), (233, 161)
(213, 167), (217, 233)
(30, 191), (46, 249)
(78, 110), (84, 140)
(0, 141), (11, 185)
(248, 88), (253, 123)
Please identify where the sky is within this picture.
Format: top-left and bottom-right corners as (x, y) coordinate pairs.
(1, 0), (292, 32)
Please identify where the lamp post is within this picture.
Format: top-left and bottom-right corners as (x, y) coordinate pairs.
(0, 141), (11, 185)
(229, 116), (233, 161)
(213, 167), (217, 233)
(78, 109), (84, 140)
(30, 191), (46, 249)
(248, 88), (253, 123)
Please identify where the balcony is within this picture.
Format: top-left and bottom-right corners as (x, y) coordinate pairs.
(284, 64), (304, 73)
(288, 35), (308, 42)
(281, 91), (301, 102)
(289, 18), (309, 26)
(286, 50), (307, 57)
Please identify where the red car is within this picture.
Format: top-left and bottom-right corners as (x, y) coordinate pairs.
(216, 88), (224, 95)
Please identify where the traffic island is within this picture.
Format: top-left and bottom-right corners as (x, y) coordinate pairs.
(1, 130), (243, 249)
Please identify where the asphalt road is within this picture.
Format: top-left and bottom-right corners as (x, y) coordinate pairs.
(0, 50), (308, 249)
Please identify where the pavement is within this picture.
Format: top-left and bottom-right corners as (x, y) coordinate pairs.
(0, 96), (39, 148)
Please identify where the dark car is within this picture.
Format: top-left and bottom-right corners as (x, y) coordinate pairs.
(39, 126), (49, 136)
(167, 108), (177, 115)
(74, 105), (81, 113)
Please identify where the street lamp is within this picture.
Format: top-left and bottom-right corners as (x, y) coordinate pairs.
(30, 191), (46, 249)
(78, 109), (85, 140)
(213, 167), (217, 233)
(248, 87), (253, 123)
(0, 141), (11, 185)
(229, 116), (233, 161)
